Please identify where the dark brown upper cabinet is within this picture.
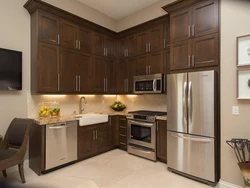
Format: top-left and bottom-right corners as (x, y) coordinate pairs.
(137, 31), (149, 55)
(118, 35), (137, 58)
(105, 58), (117, 94)
(59, 47), (78, 93)
(78, 27), (92, 54)
(37, 42), (59, 93)
(60, 20), (78, 49)
(93, 33), (115, 57)
(104, 37), (116, 58)
(117, 57), (136, 94)
(38, 11), (59, 45)
(169, 0), (218, 43)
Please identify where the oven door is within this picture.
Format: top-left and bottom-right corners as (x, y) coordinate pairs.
(127, 120), (156, 149)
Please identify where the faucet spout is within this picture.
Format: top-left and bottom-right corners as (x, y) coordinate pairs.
(79, 96), (87, 114)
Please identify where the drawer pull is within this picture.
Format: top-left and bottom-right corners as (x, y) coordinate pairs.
(120, 118), (126, 121)
(119, 134), (126, 137)
(120, 126), (126, 129)
(119, 142), (126, 145)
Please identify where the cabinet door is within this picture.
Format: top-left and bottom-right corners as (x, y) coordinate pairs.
(157, 120), (167, 162)
(37, 42), (59, 92)
(38, 11), (59, 45)
(105, 58), (116, 94)
(78, 53), (92, 93)
(78, 126), (96, 159)
(126, 57), (136, 93)
(92, 56), (105, 93)
(118, 38), (126, 58)
(149, 24), (164, 52)
(137, 31), (148, 55)
(117, 58), (127, 93)
(96, 124), (110, 152)
(170, 40), (190, 71)
(191, 33), (219, 68)
(93, 33), (104, 56)
(163, 22), (170, 49)
(164, 49), (170, 94)
(78, 27), (92, 53)
(59, 47), (77, 93)
(170, 8), (192, 43)
(192, 0), (218, 37)
(127, 35), (137, 57)
(119, 116), (127, 151)
(105, 37), (116, 57)
(148, 51), (164, 74)
(136, 54), (147, 75)
(108, 116), (119, 147)
(60, 20), (78, 49)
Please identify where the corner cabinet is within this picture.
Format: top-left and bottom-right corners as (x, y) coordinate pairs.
(163, 0), (219, 71)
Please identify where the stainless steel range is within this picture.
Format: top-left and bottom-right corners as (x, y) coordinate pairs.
(127, 110), (167, 161)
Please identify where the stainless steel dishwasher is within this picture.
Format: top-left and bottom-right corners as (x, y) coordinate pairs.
(45, 121), (77, 170)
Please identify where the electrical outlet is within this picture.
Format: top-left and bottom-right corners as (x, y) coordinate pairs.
(232, 106), (239, 115)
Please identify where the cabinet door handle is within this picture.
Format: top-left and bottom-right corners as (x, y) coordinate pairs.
(58, 74), (60, 91)
(79, 40), (81, 50)
(93, 131), (95, 140)
(192, 25), (195, 37)
(76, 40), (78, 49)
(58, 34), (60, 45)
(164, 39), (166, 49)
(149, 43), (151, 52)
(192, 55), (195, 66)
(78, 76), (81, 92)
(76, 75), (78, 91)
(188, 56), (191, 67)
(96, 130), (98, 139)
(188, 26), (191, 38)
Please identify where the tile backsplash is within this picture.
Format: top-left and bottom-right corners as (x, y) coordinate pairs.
(27, 92), (167, 118)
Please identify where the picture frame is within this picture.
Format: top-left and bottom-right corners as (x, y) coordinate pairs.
(237, 34), (250, 67)
(237, 69), (250, 99)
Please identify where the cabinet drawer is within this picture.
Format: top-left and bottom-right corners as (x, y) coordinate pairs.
(119, 135), (127, 143)
(119, 126), (127, 135)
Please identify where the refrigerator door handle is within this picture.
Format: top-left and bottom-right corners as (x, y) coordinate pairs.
(183, 82), (187, 126)
(188, 81), (192, 130)
(184, 135), (212, 143)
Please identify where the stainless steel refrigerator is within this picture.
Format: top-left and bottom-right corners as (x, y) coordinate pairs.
(167, 70), (219, 186)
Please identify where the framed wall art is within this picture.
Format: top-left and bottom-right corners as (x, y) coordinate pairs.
(237, 34), (250, 67)
(237, 69), (250, 99)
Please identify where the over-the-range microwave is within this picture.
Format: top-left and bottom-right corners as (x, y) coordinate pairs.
(133, 73), (165, 94)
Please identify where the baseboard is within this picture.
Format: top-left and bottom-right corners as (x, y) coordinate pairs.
(218, 180), (243, 188)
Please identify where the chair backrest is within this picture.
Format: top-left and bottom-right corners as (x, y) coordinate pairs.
(7, 118), (32, 148)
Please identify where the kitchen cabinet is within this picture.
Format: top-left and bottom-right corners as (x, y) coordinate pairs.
(170, 33), (219, 70)
(38, 11), (59, 45)
(93, 32), (115, 57)
(60, 20), (78, 49)
(137, 31), (148, 55)
(118, 35), (137, 58)
(92, 57), (116, 94)
(156, 120), (167, 163)
(118, 116), (127, 151)
(78, 27), (92, 54)
(78, 116), (118, 160)
(37, 42), (59, 93)
(117, 57), (136, 94)
(136, 51), (164, 76)
(170, 0), (218, 43)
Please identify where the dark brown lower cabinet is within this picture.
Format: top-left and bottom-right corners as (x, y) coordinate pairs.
(78, 116), (118, 160)
(118, 116), (127, 151)
(156, 120), (167, 163)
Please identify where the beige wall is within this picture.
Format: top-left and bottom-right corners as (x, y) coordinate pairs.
(221, 0), (250, 186)
(0, 0), (30, 135)
(42, 0), (117, 31)
(116, 0), (175, 32)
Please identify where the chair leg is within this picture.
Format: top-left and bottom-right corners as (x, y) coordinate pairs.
(18, 162), (25, 183)
(2, 170), (7, 177)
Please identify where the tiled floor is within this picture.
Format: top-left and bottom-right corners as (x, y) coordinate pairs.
(0, 149), (214, 188)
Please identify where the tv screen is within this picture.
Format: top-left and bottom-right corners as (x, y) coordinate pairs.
(0, 48), (22, 90)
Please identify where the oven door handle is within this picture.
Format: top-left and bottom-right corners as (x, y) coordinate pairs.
(128, 120), (154, 127)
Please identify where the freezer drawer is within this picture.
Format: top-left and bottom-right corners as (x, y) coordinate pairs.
(167, 131), (215, 182)
(45, 121), (77, 170)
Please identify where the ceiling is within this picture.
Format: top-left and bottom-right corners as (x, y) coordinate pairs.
(77, 0), (162, 20)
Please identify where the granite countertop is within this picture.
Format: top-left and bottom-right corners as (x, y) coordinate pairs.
(34, 110), (166, 125)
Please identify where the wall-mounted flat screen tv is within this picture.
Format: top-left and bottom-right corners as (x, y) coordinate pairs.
(0, 48), (22, 90)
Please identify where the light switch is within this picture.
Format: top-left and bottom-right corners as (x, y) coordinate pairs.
(232, 106), (239, 115)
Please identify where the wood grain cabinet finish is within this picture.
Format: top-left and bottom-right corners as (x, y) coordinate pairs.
(119, 35), (137, 58)
(37, 42), (59, 93)
(105, 58), (117, 94)
(118, 116), (127, 151)
(38, 11), (59, 45)
(137, 31), (148, 55)
(156, 120), (167, 163)
(78, 27), (92, 53)
(149, 24), (165, 53)
(60, 20), (78, 49)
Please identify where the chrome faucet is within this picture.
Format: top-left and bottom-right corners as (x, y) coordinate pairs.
(79, 96), (87, 114)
